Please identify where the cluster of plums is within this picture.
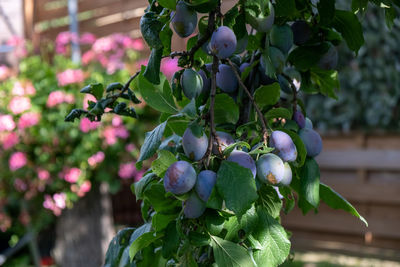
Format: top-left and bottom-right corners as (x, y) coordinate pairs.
(165, 1), (325, 219)
(164, 120), (322, 218)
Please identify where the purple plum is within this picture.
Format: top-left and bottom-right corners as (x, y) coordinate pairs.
(195, 170), (217, 202)
(170, 1), (197, 38)
(269, 130), (297, 162)
(184, 192), (206, 219)
(299, 128), (323, 157)
(227, 150), (257, 178)
(210, 26), (237, 59)
(164, 161), (197, 195)
(256, 153), (285, 185)
(182, 128), (208, 161)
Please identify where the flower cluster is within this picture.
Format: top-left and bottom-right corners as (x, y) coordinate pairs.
(0, 32), (153, 231)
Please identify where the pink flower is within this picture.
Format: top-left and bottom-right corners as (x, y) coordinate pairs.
(82, 50), (95, 65)
(80, 33), (96, 44)
(9, 152), (27, 171)
(80, 117), (100, 133)
(134, 170), (145, 182)
(8, 96), (31, 114)
(125, 143), (136, 152)
(7, 36), (27, 58)
(83, 94), (96, 109)
(112, 116), (123, 127)
(43, 195), (62, 216)
(47, 91), (75, 107)
(1, 132), (19, 150)
(12, 81), (25, 95)
(131, 39), (145, 51)
(103, 127), (117, 145)
(115, 126), (129, 138)
(135, 59), (148, 70)
(161, 58), (181, 79)
(25, 82), (36, 95)
(93, 37), (116, 53)
(37, 168), (50, 181)
(0, 115), (16, 131)
(0, 65), (11, 81)
(88, 151), (105, 167)
(77, 181), (91, 197)
(118, 162), (137, 179)
(18, 112), (40, 129)
(63, 168), (81, 183)
(53, 193), (66, 209)
(57, 69), (85, 86)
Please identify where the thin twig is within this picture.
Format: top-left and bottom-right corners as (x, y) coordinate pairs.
(281, 73), (298, 113)
(110, 70), (140, 101)
(226, 58), (269, 144)
(204, 55), (220, 165)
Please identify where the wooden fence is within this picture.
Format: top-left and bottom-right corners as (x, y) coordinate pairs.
(281, 134), (400, 261)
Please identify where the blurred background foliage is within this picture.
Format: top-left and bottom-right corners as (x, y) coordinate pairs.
(305, 4), (400, 133)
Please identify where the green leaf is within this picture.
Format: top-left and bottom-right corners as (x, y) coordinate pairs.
(206, 188), (223, 210)
(318, 0), (335, 26)
(129, 231), (163, 260)
(106, 82), (123, 92)
(252, 208), (291, 267)
(143, 183), (181, 213)
(138, 67), (178, 114)
(311, 68), (340, 100)
(332, 10), (364, 53)
(257, 184), (283, 218)
(140, 12), (163, 49)
(320, 183), (368, 226)
(300, 158), (320, 208)
(80, 83), (104, 100)
(210, 235), (255, 267)
(275, 0), (296, 17)
(216, 161), (258, 219)
(205, 211), (226, 235)
(265, 107), (292, 121)
(152, 213), (177, 231)
(223, 141), (251, 157)
(288, 43), (330, 71)
(144, 48), (163, 84)
(162, 221), (180, 259)
(137, 121), (167, 163)
(254, 83), (281, 107)
(160, 24), (173, 56)
(151, 150), (177, 177)
(213, 94), (240, 124)
(104, 228), (136, 267)
(351, 0), (368, 14)
(133, 173), (156, 200)
(158, 0), (176, 10)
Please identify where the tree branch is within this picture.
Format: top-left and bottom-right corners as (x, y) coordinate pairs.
(226, 59), (269, 144)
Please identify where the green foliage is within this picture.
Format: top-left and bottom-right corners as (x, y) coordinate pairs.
(75, 0), (396, 265)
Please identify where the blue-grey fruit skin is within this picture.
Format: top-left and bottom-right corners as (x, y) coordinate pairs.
(164, 161), (197, 195)
(182, 128), (208, 161)
(291, 21), (311, 46)
(198, 63), (212, 94)
(305, 117), (313, 129)
(171, 1), (197, 38)
(216, 64), (238, 93)
(240, 62), (250, 73)
(278, 74), (291, 94)
(210, 26), (237, 59)
(184, 192), (206, 219)
(299, 128), (323, 157)
(293, 110), (306, 128)
(269, 46), (285, 73)
(195, 170), (217, 202)
(256, 153), (285, 185)
(256, 4), (275, 32)
(269, 131), (297, 162)
(181, 69), (203, 99)
(227, 150), (257, 178)
(280, 162), (292, 186)
(270, 25), (293, 54)
(318, 44), (338, 70)
(212, 131), (235, 154)
(273, 186), (283, 199)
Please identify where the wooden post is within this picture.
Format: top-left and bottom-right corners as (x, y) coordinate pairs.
(68, 0), (81, 63)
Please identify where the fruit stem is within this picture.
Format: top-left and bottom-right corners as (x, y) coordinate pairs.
(226, 58), (269, 145)
(281, 73), (298, 113)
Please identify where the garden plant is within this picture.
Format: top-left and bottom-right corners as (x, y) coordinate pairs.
(63, 0), (400, 266)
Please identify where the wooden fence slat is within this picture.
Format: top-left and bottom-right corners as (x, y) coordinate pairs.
(317, 149), (400, 171)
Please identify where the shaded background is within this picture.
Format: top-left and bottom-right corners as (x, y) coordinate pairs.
(0, 0), (399, 266)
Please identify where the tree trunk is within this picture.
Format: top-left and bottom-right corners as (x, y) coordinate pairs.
(53, 183), (115, 267)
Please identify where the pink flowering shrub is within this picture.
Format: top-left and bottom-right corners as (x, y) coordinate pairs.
(0, 32), (154, 234)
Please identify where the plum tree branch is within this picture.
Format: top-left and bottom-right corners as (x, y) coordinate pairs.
(226, 58), (269, 144)
(281, 73), (298, 113)
(203, 55), (220, 165)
